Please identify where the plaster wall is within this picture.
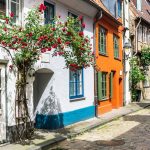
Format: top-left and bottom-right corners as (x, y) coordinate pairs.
(0, 0), (95, 131)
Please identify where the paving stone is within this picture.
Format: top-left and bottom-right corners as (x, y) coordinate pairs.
(51, 106), (150, 150)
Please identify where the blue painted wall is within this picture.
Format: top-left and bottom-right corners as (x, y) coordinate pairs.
(35, 105), (95, 129)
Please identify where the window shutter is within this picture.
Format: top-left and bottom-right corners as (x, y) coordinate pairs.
(109, 72), (113, 99)
(97, 72), (102, 100)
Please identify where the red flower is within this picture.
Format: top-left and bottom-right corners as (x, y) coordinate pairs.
(9, 65), (13, 70)
(29, 32), (33, 37)
(47, 47), (51, 51)
(79, 31), (84, 37)
(62, 28), (66, 32)
(57, 38), (62, 44)
(85, 38), (89, 42)
(92, 52), (95, 55)
(3, 27), (7, 31)
(39, 4), (46, 12)
(10, 12), (14, 18)
(58, 51), (64, 56)
(82, 23), (85, 28)
(65, 41), (70, 45)
(5, 18), (9, 24)
(52, 44), (58, 48)
(22, 42), (27, 46)
(67, 32), (72, 36)
(78, 15), (83, 21)
(41, 48), (46, 53)
(52, 28), (56, 31)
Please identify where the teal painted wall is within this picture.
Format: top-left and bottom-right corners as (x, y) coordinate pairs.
(35, 105), (95, 129)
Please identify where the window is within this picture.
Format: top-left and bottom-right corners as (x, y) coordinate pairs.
(143, 75), (150, 88)
(44, 2), (55, 24)
(118, 0), (122, 17)
(138, 25), (142, 42)
(68, 12), (83, 31)
(101, 72), (107, 99)
(137, 0), (142, 11)
(143, 26), (147, 43)
(0, 0), (22, 24)
(97, 72), (108, 100)
(113, 34), (119, 58)
(101, 0), (122, 18)
(11, 0), (21, 23)
(0, 0), (6, 15)
(99, 26), (107, 55)
(0, 69), (1, 109)
(69, 69), (84, 99)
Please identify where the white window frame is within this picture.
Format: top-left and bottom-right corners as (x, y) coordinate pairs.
(138, 25), (142, 42)
(143, 26), (147, 43)
(0, 0), (22, 24)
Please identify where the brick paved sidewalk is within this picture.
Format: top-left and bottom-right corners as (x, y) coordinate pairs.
(0, 100), (150, 150)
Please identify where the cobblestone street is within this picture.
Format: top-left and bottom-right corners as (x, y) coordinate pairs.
(50, 106), (150, 150)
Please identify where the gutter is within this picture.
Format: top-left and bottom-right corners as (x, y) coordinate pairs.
(93, 10), (103, 117)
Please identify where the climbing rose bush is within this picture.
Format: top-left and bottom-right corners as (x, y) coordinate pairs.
(0, 4), (94, 71)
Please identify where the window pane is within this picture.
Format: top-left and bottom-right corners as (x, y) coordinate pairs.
(70, 71), (76, 82)
(69, 69), (83, 98)
(114, 35), (119, 58)
(11, 1), (19, 23)
(118, 0), (121, 17)
(76, 70), (82, 82)
(44, 2), (54, 24)
(99, 27), (106, 54)
(101, 73), (107, 98)
(77, 82), (82, 95)
(0, 0), (6, 15)
(12, 0), (19, 3)
(70, 83), (76, 96)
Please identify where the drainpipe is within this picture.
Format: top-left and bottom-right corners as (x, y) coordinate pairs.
(134, 17), (141, 56)
(93, 10), (103, 117)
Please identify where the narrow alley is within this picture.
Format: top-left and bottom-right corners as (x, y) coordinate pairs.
(50, 106), (150, 150)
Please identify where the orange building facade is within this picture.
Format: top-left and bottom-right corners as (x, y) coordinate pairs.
(95, 1), (124, 115)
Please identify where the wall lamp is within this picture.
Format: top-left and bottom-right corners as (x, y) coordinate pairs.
(123, 40), (132, 60)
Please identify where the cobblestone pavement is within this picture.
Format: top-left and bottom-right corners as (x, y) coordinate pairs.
(50, 106), (150, 150)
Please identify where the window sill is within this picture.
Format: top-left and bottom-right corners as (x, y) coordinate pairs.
(99, 97), (110, 102)
(70, 97), (86, 102)
(114, 57), (121, 61)
(143, 86), (150, 88)
(99, 53), (108, 57)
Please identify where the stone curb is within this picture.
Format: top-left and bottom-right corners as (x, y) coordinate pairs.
(27, 136), (66, 150)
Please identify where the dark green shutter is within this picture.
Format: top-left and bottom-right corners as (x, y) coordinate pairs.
(109, 72), (113, 98)
(97, 72), (102, 100)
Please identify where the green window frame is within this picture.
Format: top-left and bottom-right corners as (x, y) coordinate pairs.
(113, 34), (119, 58)
(99, 26), (107, 55)
(97, 72), (107, 100)
(109, 72), (113, 99)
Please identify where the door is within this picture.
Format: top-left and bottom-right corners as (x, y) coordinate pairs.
(0, 64), (6, 142)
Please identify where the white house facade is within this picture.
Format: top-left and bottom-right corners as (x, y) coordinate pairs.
(0, 0), (98, 142)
